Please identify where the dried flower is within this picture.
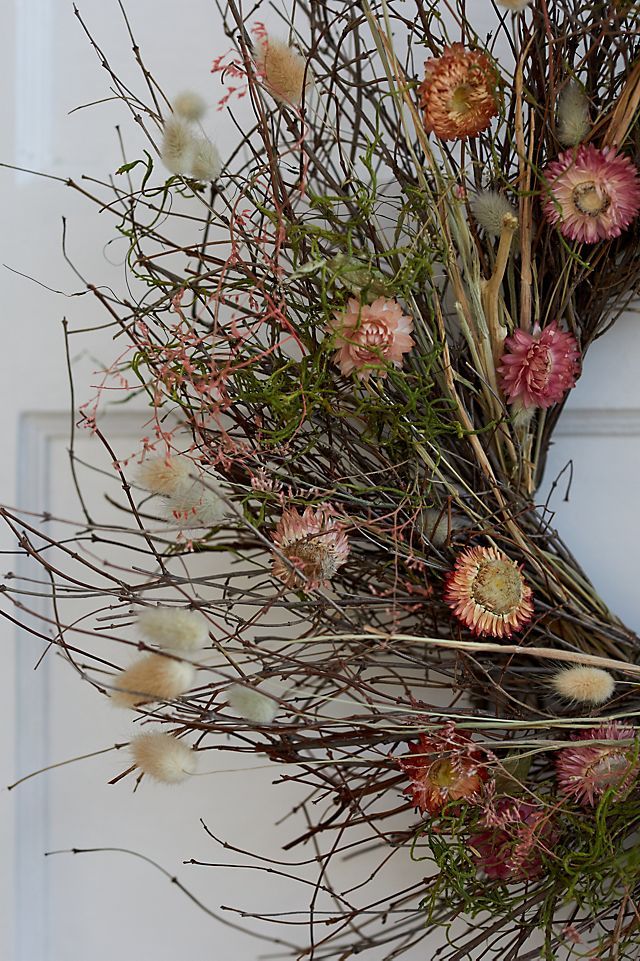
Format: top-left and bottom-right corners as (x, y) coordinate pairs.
(556, 723), (639, 806)
(136, 455), (192, 497)
(111, 654), (195, 708)
(419, 44), (500, 141)
(137, 607), (209, 652)
(498, 321), (580, 410)
(496, 0), (532, 10)
(161, 116), (196, 176)
(470, 800), (555, 881)
(172, 90), (208, 122)
(130, 732), (197, 783)
(551, 665), (615, 705)
(327, 296), (414, 379)
(255, 36), (308, 104)
(190, 137), (222, 181)
(470, 190), (518, 238)
(557, 82), (591, 146)
(399, 728), (488, 815)
(165, 478), (227, 529)
(445, 546), (533, 638)
(228, 684), (278, 724)
(542, 145), (640, 244)
(272, 505), (349, 590)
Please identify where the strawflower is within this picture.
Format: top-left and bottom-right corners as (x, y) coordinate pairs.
(399, 726), (488, 815)
(272, 505), (349, 590)
(498, 320), (580, 410)
(556, 723), (639, 806)
(470, 799), (556, 881)
(327, 296), (414, 379)
(542, 145), (640, 244)
(419, 44), (500, 140)
(445, 546), (533, 638)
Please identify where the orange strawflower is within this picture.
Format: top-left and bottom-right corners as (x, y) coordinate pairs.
(399, 727), (488, 815)
(419, 44), (500, 141)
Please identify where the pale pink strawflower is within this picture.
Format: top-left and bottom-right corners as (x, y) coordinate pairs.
(327, 296), (414, 379)
(556, 723), (639, 807)
(272, 505), (349, 590)
(542, 145), (640, 244)
(445, 546), (533, 638)
(498, 321), (580, 410)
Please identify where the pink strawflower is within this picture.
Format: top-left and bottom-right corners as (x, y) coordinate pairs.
(444, 546), (534, 638)
(272, 505), (349, 590)
(470, 799), (556, 881)
(542, 145), (640, 244)
(327, 296), (414, 379)
(399, 726), (488, 816)
(498, 321), (580, 410)
(556, 723), (639, 807)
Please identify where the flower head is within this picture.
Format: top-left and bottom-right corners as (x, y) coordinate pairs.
(190, 137), (222, 181)
(557, 82), (591, 147)
(137, 607), (209, 653)
(327, 296), (414, 379)
(111, 654), (195, 708)
(445, 546), (533, 638)
(399, 726), (488, 815)
(470, 800), (555, 881)
(419, 44), (500, 141)
(130, 732), (197, 784)
(542, 145), (640, 244)
(496, 0), (532, 10)
(470, 190), (518, 238)
(272, 505), (349, 590)
(556, 723), (639, 806)
(172, 90), (207, 122)
(498, 321), (580, 410)
(255, 36), (308, 104)
(161, 117), (197, 176)
(228, 684), (278, 724)
(136, 454), (192, 496)
(551, 665), (615, 705)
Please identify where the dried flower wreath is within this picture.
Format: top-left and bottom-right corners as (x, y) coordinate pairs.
(3, 0), (640, 958)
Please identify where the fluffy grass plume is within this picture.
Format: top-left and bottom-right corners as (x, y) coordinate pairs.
(137, 607), (209, 652)
(255, 36), (308, 104)
(135, 455), (192, 496)
(161, 116), (196, 175)
(228, 684), (278, 724)
(191, 137), (222, 181)
(551, 666), (615, 704)
(111, 654), (195, 708)
(557, 82), (591, 146)
(130, 732), (197, 783)
(172, 90), (207, 121)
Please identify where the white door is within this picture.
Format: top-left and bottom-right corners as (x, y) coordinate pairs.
(1, 3), (638, 960)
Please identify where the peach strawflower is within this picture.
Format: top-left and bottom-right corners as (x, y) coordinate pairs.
(542, 145), (640, 244)
(419, 44), (500, 141)
(556, 723), (639, 807)
(327, 296), (414, 379)
(399, 727), (488, 815)
(470, 799), (556, 881)
(445, 546), (534, 638)
(498, 320), (580, 410)
(272, 505), (349, 590)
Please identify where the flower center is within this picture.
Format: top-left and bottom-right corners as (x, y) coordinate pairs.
(429, 759), (456, 789)
(354, 321), (392, 361)
(572, 180), (611, 217)
(471, 559), (523, 616)
(286, 539), (336, 579)
(449, 83), (473, 116)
